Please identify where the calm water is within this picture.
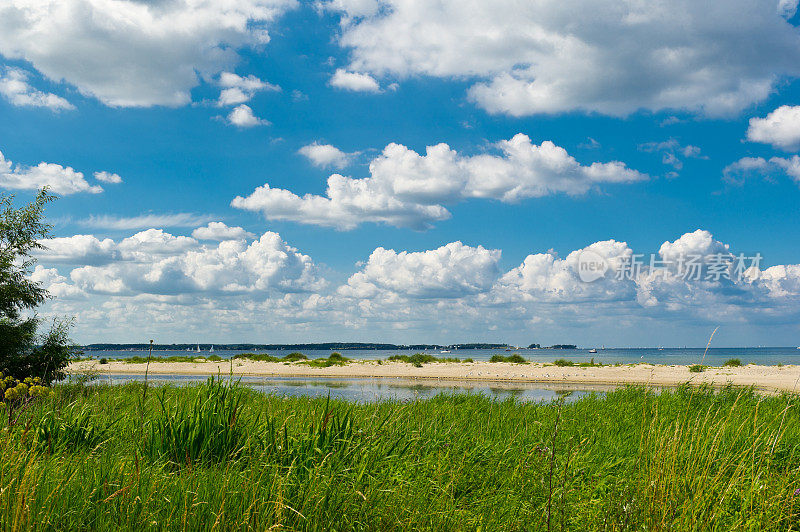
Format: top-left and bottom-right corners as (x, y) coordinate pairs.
(84, 347), (800, 366)
(86, 374), (597, 403)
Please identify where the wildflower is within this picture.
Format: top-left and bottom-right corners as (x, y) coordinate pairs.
(794, 488), (800, 496)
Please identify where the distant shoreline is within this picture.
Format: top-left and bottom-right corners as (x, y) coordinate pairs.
(68, 359), (800, 394)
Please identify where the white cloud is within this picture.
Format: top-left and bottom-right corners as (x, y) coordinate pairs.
(722, 155), (800, 186)
(329, 0), (800, 116)
(494, 239), (635, 304)
(232, 133), (647, 230)
(298, 142), (353, 169)
(746, 105), (800, 151)
(0, 150), (103, 195)
(0, 67), (73, 110)
(68, 230), (322, 296)
(227, 104), (269, 127)
(77, 213), (217, 230)
(329, 69), (381, 92)
(0, 0), (295, 108)
(192, 222), (255, 241)
(217, 72), (279, 106)
(639, 138), (705, 173)
(30, 228), (800, 344)
(339, 242), (501, 299)
(30, 266), (83, 298)
(93, 171), (123, 184)
(36, 235), (119, 265)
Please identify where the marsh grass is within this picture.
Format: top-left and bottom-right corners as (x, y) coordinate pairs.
(388, 353), (465, 365)
(0, 381), (799, 529)
(489, 354), (528, 364)
(300, 352), (351, 368)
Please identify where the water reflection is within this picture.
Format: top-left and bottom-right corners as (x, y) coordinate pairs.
(90, 374), (606, 403)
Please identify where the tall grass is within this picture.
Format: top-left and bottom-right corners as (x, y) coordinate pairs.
(0, 381), (798, 529)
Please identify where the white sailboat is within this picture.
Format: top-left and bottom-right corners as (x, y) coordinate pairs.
(196, 345), (201, 352)
(209, 345), (214, 352)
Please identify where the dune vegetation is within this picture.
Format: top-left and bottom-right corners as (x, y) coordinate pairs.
(0, 378), (799, 530)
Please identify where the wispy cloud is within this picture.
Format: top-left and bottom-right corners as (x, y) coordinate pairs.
(76, 213), (217, 230)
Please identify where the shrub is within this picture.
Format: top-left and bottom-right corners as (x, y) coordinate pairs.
(284, 352), (307, 362)
(99, 358), (108, 365)
(553, 359), (574, 367)
(689, 364), (706, 373)
(723, 358), (742, 367)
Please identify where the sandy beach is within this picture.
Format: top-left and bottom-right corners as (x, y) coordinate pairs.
(67, 360), (800, 393)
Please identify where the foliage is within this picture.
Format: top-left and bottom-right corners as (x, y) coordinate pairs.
(723, 358), (742, 367)
(689, 364), (707, 373)
(0, 190), (77, 383)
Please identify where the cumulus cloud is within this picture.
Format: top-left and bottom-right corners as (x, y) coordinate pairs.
(192, 222), (255, 241)
(747, 105), (800, 151)
(298, 142), (354, 169)
(36, 235), (119, 265)
(47, 229), (323, 297)
(29, 266), (83, 298)
(0, 0), (295, 107)
(0, 67), (73, 110)
(339, 242), (501, 299)
(722, 156), (800, 186)
(232, 133), (646, 229)
(227, 104), (269, 127)
(329, 69), (381, 92)
(328, 0), (800, 116)
(30, 228), (800, 343)
(0, 150), (104, 195)
(217, 72), (280, 106)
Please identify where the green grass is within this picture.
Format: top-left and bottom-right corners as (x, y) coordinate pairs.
(723, 358), (743, 367)
(489, 354), (528, 364)
(231, 352), (309, 363)
(387, 353), (465, 365)
(300, 352), (351, 368)
(122, 355), (216, 364)
(689, 364), (707, 373)
(3, 380), (800, 529)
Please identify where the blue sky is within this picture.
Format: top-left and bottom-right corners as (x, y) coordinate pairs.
(2, 0), (800, 346)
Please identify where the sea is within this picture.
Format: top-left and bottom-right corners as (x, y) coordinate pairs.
(82, 346), (800, 367)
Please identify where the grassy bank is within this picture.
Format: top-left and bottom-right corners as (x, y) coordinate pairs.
(2, 380), (800, 530)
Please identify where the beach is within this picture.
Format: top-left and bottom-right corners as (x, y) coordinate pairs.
(68, 359), (800, 393)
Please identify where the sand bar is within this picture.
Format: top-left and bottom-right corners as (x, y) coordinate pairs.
(67, 360), (800, 393)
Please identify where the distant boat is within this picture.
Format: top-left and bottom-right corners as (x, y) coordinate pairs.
(209, 345), (214, 352)
(196, 345), (201, 352)
(588, 348), (598, 353)
(440, 350), (451, 354)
